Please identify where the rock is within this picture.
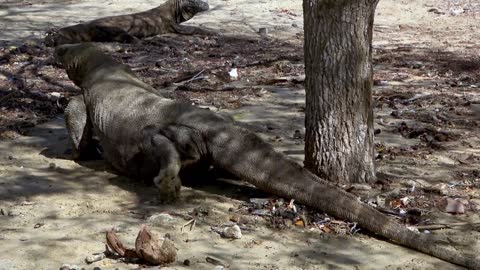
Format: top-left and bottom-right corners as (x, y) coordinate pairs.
(49, 92), (62, 98)
(48, 163), (56, 169)
(135, 226), (178, 265)
(449, 7), (464, 16)
(258, 27), (268, 36)
(206, 256), (229, 268)
(228, 68), (238, 80)
(441, 198), (465, 214)
(293, 130), (302, 139)
(147, 213), (177, 226)
(222, 225), (242, 239)
(85, 253), (106, 264)
(183, 259), (191, 266)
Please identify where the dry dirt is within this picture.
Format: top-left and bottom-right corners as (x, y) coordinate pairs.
(0, 0), (480, 269)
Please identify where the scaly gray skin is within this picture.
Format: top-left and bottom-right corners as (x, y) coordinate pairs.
(55, 43), (479, 269)
(45, 0), (211, 47)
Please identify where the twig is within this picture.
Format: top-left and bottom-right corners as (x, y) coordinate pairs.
(376, 207), (403, 218)
(173, 69), (205, 86)
(131, 66), (150, 72)
(180, 218), (196, 232)
(413, 222), (479, 231)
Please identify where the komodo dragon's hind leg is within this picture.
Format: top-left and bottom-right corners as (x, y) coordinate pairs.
(141, 125), (182, 202)
(64, 95), (101, 160)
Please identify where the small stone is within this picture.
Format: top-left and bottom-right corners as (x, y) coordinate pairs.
(59, 265), (70, 270)
(49, 163), (56, 169)
(183, 259), (191, 266)
(222, 225), (242, 239)
(293, 130), (302, 139)
(49, 92), (61, 98)
(441, 198), (465, 214)
(93, 267), (101, 270)
(85, 253), (106, 264)
(258, 27), (268, 36)
(228, 68), (238, 79)
(291, 23), (298, 27)
(147, 213), (177, 226)
(206, 256), (229, 268)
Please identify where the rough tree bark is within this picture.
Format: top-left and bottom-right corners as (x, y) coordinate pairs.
(303, 0), (379, 184)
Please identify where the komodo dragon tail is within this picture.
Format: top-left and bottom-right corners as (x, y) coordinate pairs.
(207, 125), (479, 269)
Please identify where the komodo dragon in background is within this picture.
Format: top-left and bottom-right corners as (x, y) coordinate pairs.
(54, 43), (479, 269)
(45, 0), (212, 47)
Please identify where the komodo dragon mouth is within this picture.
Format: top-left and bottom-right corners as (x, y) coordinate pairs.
(176, 0), (210, 23)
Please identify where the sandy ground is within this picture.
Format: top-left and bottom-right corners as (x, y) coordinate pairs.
(0, 0), (480, 269)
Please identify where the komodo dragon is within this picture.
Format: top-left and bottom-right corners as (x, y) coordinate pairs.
(45, 0), (212, 47)
(54, 43), (479, 269)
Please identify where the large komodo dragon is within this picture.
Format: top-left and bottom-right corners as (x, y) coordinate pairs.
(54, 43), (479, 269)
(45, 0), (211, 47)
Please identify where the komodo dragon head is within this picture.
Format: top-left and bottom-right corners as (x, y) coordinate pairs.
(54, 43), (119, 86)
(175, 0), (210, 23)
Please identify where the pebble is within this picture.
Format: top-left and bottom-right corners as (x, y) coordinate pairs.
(183, 259), (191, 266)
(206, 256), (229, 268)
(59, 264), (79, 270)
(85, 253), (106, 264)
(258, 27), (268, 35)
(222, 225), (242, 239)
(443, 198), (465, 214)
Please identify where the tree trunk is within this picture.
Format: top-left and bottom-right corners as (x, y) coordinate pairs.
(303, 0), (379, 184)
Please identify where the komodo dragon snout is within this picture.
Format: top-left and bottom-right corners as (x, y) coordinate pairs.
(178, 0), (210, 23)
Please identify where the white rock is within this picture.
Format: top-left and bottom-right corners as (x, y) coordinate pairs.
(228, 68), (238, 79)
(222, 225), (242, 239)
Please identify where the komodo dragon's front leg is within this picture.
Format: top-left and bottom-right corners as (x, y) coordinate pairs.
(64, 95), (100, 160)
(171, 24), (217, 36)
